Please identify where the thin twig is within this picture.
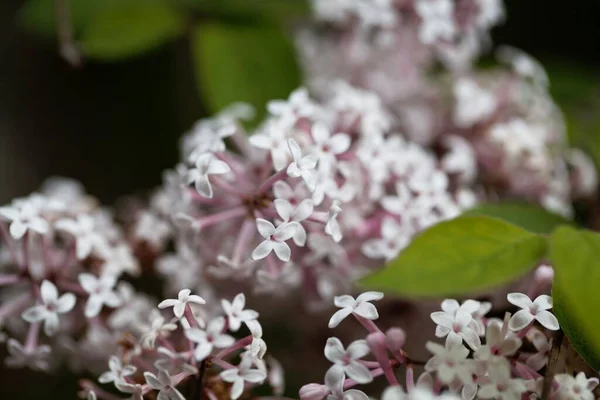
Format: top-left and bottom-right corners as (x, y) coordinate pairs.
(542, 330), (564, 400)
(55, 0), (83, 67)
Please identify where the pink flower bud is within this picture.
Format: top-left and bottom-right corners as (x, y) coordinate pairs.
(385, 327), (406, 351)
(534, 264), (554, 284)
(299, 383), (329, 400)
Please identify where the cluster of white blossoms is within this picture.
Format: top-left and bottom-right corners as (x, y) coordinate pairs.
(131, 82), (479, 308)
(0, 178), (140, 372)
(79, 290), (281, 400)
(299, 290), (599, 400)
(298, 0), (597, 218)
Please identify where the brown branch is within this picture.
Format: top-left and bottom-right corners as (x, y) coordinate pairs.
(541, 330), (564, 400)
(55, 0), (83, 67)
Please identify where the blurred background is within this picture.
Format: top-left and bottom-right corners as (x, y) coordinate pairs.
(0, 0), (599, 397)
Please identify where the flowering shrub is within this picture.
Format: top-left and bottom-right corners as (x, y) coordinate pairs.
(4, 0), (600, 399)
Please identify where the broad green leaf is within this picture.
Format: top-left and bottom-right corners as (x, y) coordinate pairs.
(80, 0), (184, 60)
(361, 216), (547, 297)
(549, 226), (600, 370)
(191, 22), (301, 122)
(464, 203), (572, 234)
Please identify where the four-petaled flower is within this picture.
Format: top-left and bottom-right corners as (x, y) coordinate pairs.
(187, 152), (231, 198)
(430, 305), (481, 350)
(79, 272), (122, 318)
(555, 372), (599, 400)
(425, 340), (474, 385)
(310, 122), (351, 171)
(221, 293), (259, 331)
(274, 198), (313, 246)
(286, 139), (318, 192)
(5, 338), (51, 371)
(22, 280), (76, 336)
(220, 357), (267, 400)
(324, 337), (372, 384)
(0, 202), (49, 239)
(55, 215), (110, 259)
(324, 367), (369, 400)
(328, 291), (384, 328)
(98, 355), (137, 384)
(506, 293), (559, 331)
(251, 219), (298, 262)
(144, 369), (186, 400)
(158, 288), (206, 318)
(185, 316), (235, 361)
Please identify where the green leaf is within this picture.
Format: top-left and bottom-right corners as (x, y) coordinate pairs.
(80, 0), (184, 60)
(361, 216), (547, 297)
(19, 0), (99, 37)
(184, 0), (309, 24)
(549, 226), (600, 370)
(464, 203), (572, 234)
(191, 22), (301, 122)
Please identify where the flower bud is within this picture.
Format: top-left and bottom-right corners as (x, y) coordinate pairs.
(299, 383), (329, 400)
(385, 327), (406, 351)
(534, 264), (554, 285)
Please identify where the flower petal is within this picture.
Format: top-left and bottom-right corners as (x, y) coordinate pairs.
(509, 309), (534, 331)
(328, 308), (353, 328)
(507, 292), (532, 309)
(251, 240), (274, 260)
(535, 310), (559, 331)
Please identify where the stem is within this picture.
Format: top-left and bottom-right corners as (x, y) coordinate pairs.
(541, 331), (564, 400)
(355, 315), (381, 334)
(210, 357), (236, 370)
(342, 368), (384, 390)
(231, 219), (256, 265)
(0, 274), (22, 286)
(196, 207), (247, 231)
(214, 336), (253, 359)
(257, 169), (287, 194)
(184, 304), (199, 329)
(24, 322), (40, 352)
(55, 0), (82, 66)
(0, 222), (20, 267)
(406, 365), (415, 391)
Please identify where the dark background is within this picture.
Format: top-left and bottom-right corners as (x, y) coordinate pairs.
(0, 0), (599, 398)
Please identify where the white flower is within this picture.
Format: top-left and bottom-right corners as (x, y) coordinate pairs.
(0, 201), (49, 239)
(430, 304), (481, 350)
(140, 310), (178, 348)
(158, 289), (206, 319)
(425, 340), (474, 385)
(453, 79), (497, 128)
(221, 293), (259, 332)
(98, 355), (136, 384)
(475, 319), (521, 360)
(478, 359), (527, 400)
(555, 372), (599, 400)
(187, 152), (231, 198)
(78, 272), (122, 318)
(55, 215), (110, 259)
(251, 219), (298, 262)
(115, 381), (144, 400)
(287, 138), (319, 192)
(324, 337), (372, 384)
(274, 198), (313, 246)
(506, 293), (559, 331)
(324, 202), (343, 243)
(382, 386), (461, 400)
(249, 123), (290, 171)
(22, 280), (75, 336)
(324, 367), (369, 400)
(525, 328), (551, 371)
(144, 370), (185, 400)
(362, 217), (411, 261)
(185, 317), (235, 361)
(220, 358), (267, 400)
(328, 292), (383, 328)
(415, 0), (456, 44)
(310, 122), (350, 170)
(5, 338), (51, 371)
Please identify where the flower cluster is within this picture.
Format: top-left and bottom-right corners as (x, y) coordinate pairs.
(130, 83), (478, 308)
(79, 290), (280, 400)
(298, 1), (597, 218)
(0, 178), (138, 372)
(299, 290), (598, 400)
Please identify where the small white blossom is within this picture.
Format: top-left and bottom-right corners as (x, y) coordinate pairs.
(22, 280), (76, 336)
(140, 310), (178, 348)
(55, 215), (110, 259)
(221, 293), (259, 332)
(324, 202), (343, 243)
(78, 272), (122, 318)
(98, 355), (136, 384)
(158, 289), (206, 319)
(324, 337), (372, 384)
(185, 317), (235, 361)
(478, 359), (527, 400)
(287, 139), (319, 192)
(431, 302), (481, 350)
(555, 372), (599, 400)
(0, 201), (50, 239)
(324, 367), (369, 400)
(310, 122), (351, 171)
(274, 198), (313, 246)
(506, 293), (559, 331)
(251, 219), (298, 262)
(5, 338), (51, 371)
(525, 328), (551, 371)
(220, 357), (267, 400)
(453, 79), (497, 128)
(187, 152), (231, 198)
(144, 369), (185, 400)
(328, 291), (383, 328)
(425, 340), (474, 385)
(415, 0), (456, 44)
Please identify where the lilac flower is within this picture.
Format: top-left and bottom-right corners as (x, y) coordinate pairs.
(251, 219), (298, 262)
(187, 152), (231, 198)
(5, 339), (51, 371)
(506, 293), (559, 331)
(323, 367), (369, 400)
(430, 306), (481, 350)
(555, 372), (599, 400)
(98, 355), (136, 384)
(324, 337), (372, 384)
(0, 201), (49, 239)
(525, 328), (551, 371)
(274, 198), (313, 246)
(477, 359), (527, 400)
(324, 201), (342, 243)
(221, 293), (259, 331)
(328, 292), (383, 328)
(425, 340), (474, 385)
(310, 122), (350, 170)
(21, 280), (76, 336)
(78, 273), (122, 318)
(287, 138), (318, 192)
(140, 310), (178, 348)
(55, 215), (110, 259)
(158, 288), (206, 319)
(185, 317), (235, 361)
(144, 369), (185, 400)
(220, 357), (267, 400)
